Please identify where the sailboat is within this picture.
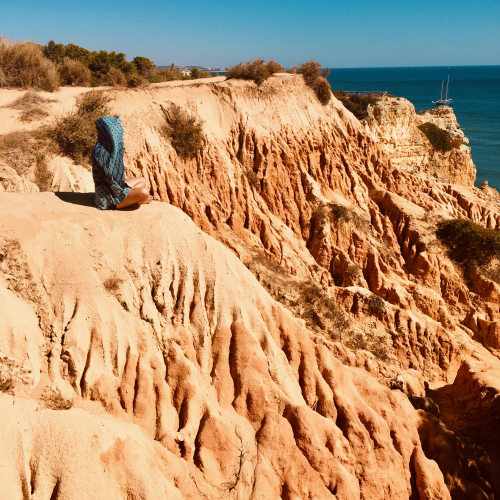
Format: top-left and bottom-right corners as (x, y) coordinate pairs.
(432, 75), (454, 106)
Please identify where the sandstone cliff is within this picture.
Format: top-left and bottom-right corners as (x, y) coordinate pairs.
(364, 97), (476, 186)
(0, 76), (499, 499)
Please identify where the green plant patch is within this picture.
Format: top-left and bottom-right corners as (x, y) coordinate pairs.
(418, 122), (452, 152)
(436, 218), (500, 268)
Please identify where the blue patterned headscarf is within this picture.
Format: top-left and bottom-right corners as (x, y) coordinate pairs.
(91, 116), (131, 210)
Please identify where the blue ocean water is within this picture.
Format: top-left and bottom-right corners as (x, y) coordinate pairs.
(327, 66), (500, 189)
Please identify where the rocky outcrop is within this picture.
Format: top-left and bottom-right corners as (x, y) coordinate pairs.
(364, 97), (476, 186)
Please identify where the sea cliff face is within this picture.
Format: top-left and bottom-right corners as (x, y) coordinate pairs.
(0, 76), (499, 499)
(363, 96), (476, 186)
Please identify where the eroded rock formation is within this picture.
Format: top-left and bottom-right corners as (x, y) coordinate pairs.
(0, 75), (499, 499)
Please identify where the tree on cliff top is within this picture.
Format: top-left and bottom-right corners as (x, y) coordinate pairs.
(133, 56), (156, 76)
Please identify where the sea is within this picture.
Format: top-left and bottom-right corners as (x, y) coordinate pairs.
(326, 66), (500, 190)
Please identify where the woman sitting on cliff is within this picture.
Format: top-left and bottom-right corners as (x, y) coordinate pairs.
(92, 116), (152, 210)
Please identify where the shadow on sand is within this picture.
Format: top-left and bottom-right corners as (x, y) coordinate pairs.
(55, 192), (96, 207)
(54, 192), (141, 211)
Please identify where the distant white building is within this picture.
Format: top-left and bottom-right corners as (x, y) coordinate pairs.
(181, 70), (191, 76)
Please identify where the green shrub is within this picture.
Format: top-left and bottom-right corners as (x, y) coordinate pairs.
(226, 59), (285, 86)
(127, 74), (147, 88)
(436, 219), (500, 269)
(106, 67), (127, 87)
(332, 90), (379, 120)
(367, 294), (386, 315)
(0, 37), (59, 91)
(59, 57), (91, 86)
(298, 60), (331, 105)
(52, 90), (113, 164)
(316, 202), (369, 231)
(161, 103), (206, 160)
(418, 122), (452, 152)
(315, 77), (331, 105)
(299, 60), (322, 86)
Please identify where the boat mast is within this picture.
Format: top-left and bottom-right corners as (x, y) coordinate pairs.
(440, 80), (444, 101)
(445, 75), (449, 101)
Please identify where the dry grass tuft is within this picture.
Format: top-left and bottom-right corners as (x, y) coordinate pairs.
(5, 90), (56, 122)
(52, 90), (113, 164)
(19, 107), (50, 122)
(40, 387), (74, 410)
(33, 154), (53, 191)
(0, 37), (59, 91)
(226, 59), (285, 86)
(161, 103), (206, 160)
(0, 356), (33, 394)
(6, 90), (53, 110)
(0, 129), (50, 175)
(345, 330), (392, 361)
(104, 274), (124, 293)
(246, 170), (260, 189)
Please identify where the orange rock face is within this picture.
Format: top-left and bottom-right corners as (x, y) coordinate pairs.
(0, 77), (499, 499)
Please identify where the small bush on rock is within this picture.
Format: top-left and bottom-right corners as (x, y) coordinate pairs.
(226, 59), (285, 86)
(58, 57), (91, 86)
(436, 218), (500, 269)
(418, 122), (452, 152)
(53, 90), (113, 164)
(367, 294), (386, 315)
(40, 387), (74, 410)
(315, 77), (332, 105)
(298, 60), (331, 105)
(127, 74), (148, 88)
(161, 103), (206, 160)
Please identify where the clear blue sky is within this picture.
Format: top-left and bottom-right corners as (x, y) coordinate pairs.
(3, 0), (500, 68)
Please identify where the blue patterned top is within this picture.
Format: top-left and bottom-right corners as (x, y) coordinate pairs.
(91, 116), (131, 210)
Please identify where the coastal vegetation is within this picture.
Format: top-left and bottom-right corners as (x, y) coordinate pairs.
(226, 59), (285, 85)
(52, 90), (114, 164)
(436, 218), (500, 281)
(298, 60), (331, 105)
(161, 103), (206, 160)
(332, 90), (378, 120)
(0, 37), (213, 90)
(0, 37), (60, 91)
(418, 122), (453, 152)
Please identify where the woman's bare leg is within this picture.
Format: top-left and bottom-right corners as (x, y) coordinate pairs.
(116, 186), (152, 209)
(125, 177), (147, 189)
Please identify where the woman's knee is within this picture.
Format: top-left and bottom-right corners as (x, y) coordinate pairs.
(138, 186), (150, 201)
(138, 177), (147, 188)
